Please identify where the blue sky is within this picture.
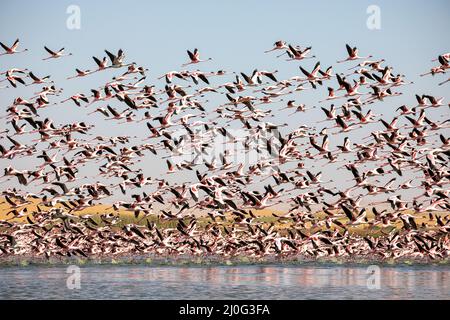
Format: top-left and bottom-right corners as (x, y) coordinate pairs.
(0, 0), (449, 203)
(2, 0), (448, 115)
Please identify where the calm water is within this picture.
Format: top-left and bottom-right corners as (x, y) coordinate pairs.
(0, 264), (449, 299)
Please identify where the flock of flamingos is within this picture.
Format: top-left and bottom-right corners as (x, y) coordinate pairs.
(0, 38), (449, 262)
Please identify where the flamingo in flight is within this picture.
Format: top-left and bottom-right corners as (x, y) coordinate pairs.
(264, 40), (288, 53)
(337, 44), (372, 63)
(182, 48), (212, 66)
(0, 38), (28, 56)
(43, 46), (73, 60)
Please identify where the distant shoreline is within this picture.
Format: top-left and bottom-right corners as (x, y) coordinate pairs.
(1, 254), (449, 267)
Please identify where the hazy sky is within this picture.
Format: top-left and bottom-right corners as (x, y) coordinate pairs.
(0, 0), (449, 204)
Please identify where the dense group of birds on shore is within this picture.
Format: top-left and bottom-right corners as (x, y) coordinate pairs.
(0, 38), (449, 261)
